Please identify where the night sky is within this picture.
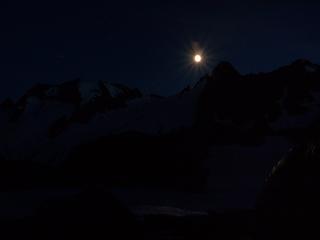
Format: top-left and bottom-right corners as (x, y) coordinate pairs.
(1, 0), (320, 100)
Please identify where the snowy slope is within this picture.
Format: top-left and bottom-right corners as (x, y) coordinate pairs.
(0, 79), (142, 161)
(1, 60), (320, 210)
(1, 60), (320, 163)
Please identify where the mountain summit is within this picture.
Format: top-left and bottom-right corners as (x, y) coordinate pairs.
(1, 59), (320, 209)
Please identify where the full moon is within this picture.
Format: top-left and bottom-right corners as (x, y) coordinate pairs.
(194, 54), (202, 63)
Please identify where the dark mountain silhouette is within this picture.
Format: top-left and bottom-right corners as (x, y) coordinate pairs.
(2, 59), (320, 239)
(1, 59), (320, 205)
(197, 59), (320, 143)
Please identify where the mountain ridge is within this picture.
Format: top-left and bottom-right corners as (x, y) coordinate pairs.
(1, 59), (320, 209)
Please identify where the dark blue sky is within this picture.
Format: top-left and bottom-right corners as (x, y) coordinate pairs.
(0, 0), (320, 100)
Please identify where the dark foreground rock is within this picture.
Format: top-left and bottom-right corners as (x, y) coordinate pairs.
(0, 186), (141, 239)
(256, 141), (320, 239)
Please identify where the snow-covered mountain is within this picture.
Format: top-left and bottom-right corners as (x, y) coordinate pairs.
(0, 79), (142, 161)
(1, 59), (320, 209)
